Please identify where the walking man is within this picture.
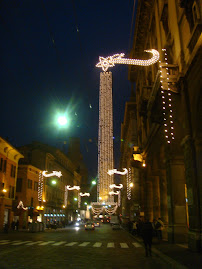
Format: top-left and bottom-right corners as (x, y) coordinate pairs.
(141, 218), (153, 257)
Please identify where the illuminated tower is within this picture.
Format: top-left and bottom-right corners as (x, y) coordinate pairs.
(98, 71), (114, 202)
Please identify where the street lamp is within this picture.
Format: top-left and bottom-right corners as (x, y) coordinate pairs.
(91, 180), (96, 185)
(57, 116), (68, 126)
(51, 180), (57, 185)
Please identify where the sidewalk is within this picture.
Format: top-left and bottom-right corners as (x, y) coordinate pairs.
(129, 233), (202, 269)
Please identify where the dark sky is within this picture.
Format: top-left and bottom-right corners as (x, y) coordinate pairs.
(0, 0), (135, 179)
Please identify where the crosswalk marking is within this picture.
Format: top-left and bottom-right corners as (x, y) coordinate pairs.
(52, 241), (66, 246)
(79, 242), (90, 247)
(65, 242), (78, 246)
(132, 242), (142, 248)
(120, 243), (129, 248)
(26, 241), (43, 245)
(176, 244), (188, 249)
(93, 242), (102, 247)
(107, 242), (115, 248)
(12, 241), (31, 245)
(0, 240), (144, 249)
(38, 241), (55, 246)
(0, 241), (10, 245)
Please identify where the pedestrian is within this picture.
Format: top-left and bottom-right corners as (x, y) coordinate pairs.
(141, 218), (153, 257)
(132, 221), (138, 236)
(11, 221), (15, 231)
(137, 218), (143, 236)
(15, 220), (19, 231)
(4, 223), (9, 234)
(155, 217), (164, 240)
(152, 218), (157, 237)
(128, 219), (133, 233)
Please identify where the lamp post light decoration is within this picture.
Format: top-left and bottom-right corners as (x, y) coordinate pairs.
(96, 49), (160, 72)
(109, 191), (121, 207)
(38, 170), (62, 203)
(107, 168), (128, 176)
(109, 184), (123, 189)
(65, 185), (80, 208)
(17, 201), (28, 210)
(78, 192), (90, 208)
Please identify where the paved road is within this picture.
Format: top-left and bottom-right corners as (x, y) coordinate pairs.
(0, 224), (172, 269)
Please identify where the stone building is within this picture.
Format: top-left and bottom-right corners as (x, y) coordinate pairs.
(17, 141), (82, 227)
(0, 137), (23, 231)
(15, 165), (43, 228)
(120, 0), (202, 252)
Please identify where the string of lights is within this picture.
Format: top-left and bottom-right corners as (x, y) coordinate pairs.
(126, 168), (132, 200)
(159, 48), (175, 144)
(98, 72), (114, 203)
(96, 50), (160, 72)
(38, 172), (43, 202)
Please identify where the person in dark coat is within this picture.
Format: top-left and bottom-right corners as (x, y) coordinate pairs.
(141, 218), (153, 257)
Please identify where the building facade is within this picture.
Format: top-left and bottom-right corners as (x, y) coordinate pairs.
(120, 0), (202, 252)
(17, 141), (82, 228)
(0, 137), (23, 231)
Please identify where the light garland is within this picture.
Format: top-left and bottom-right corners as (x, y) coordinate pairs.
(79, 192), (90, 197)
(109, 184), (123, 189)
(105, 204), (118, 215)
(38, 171), (43, 202)
(42, 170), (62, 178)
(17, 201), (28, 210)
(126, 168), (132, 200)
(66, 185), (80, 191)
(64, 186), (68, 207)
(78, 192), (81, 208)
(109, 191), (120, 195)
(107, 168), (128, 176)
(96, 49), (160, 72)
(159, 49), (175, 144)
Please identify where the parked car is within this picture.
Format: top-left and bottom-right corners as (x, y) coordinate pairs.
(85, 222), (95, 230)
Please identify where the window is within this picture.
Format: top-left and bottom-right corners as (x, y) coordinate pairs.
(34, 181), (38, 191)
(192, 1), (200, 24)
(10, 165), (16, 177)
(9, 186), (15, 199)
(31, 197), (34, 206)
(0, 158), (3, 171)
(16, 178), (22, 192)
(3, 159), (7, 173)
(28, 179), (32, 189)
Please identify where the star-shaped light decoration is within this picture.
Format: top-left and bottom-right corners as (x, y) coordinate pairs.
(96, 50), (159, 72)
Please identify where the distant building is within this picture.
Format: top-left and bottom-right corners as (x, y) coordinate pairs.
(67, 137), (88, 185)
(121, 0), (202, 252)
(15, 165), (42, 228)
(0, 137), (23, 231)
(17, 141), (82, 228)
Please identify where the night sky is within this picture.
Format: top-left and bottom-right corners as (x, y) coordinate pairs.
(0, 0), (135, 179)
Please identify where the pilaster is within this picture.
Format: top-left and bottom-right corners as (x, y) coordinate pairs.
(166, 155), (188, 243)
